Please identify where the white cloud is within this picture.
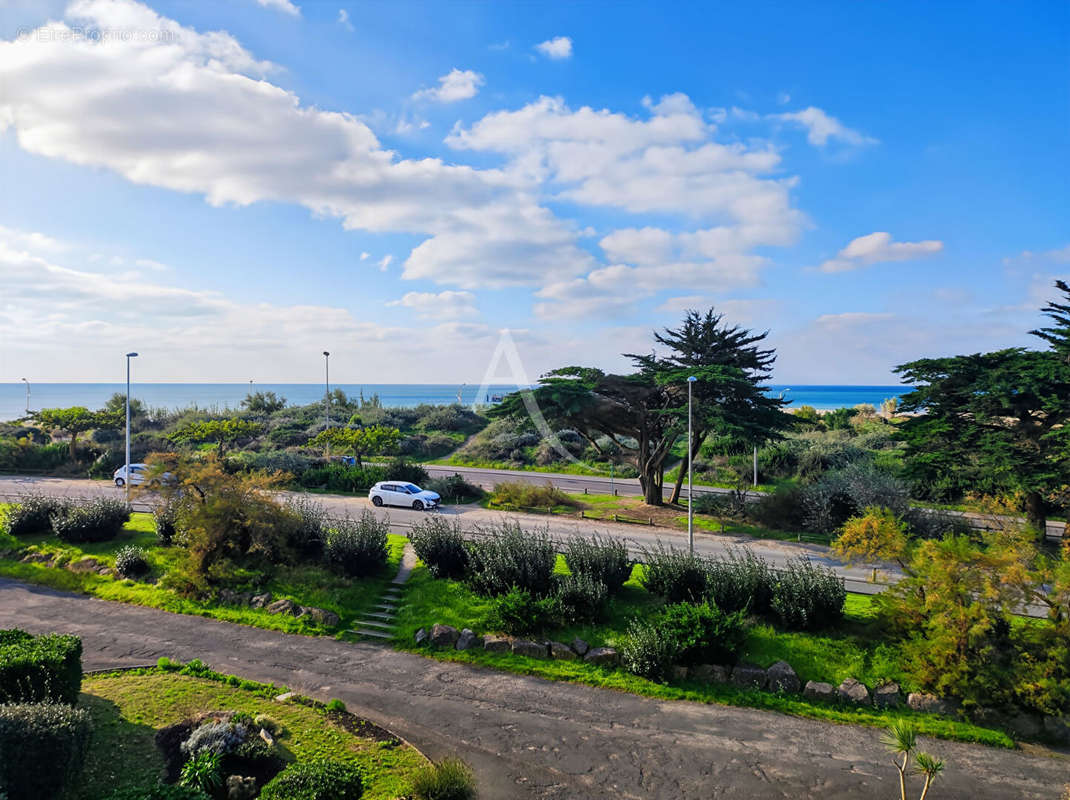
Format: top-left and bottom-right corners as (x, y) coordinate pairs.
(0, 225), (68, 253)
(776, 91), (791, 105)
(134, 258), (169, 271)
(535, 36), (572, 59)
(256, 0), (300, 16)
(1003, 244), (1070, 267)
(359, 251), (370, 260)
(412, 68), (484, 103)
(819, 232), (943, 273)
(770, 106), (877, 148)
(388, 290), (478, 319)
(337, 8), (353, 31)
(377, 255), (393, 271)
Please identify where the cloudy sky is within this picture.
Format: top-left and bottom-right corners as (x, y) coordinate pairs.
(0, 0), (1066, 384)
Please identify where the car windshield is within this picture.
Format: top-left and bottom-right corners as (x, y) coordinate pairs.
(403, 484), (421, 493)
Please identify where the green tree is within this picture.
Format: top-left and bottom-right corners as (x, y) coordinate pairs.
(168, 418), (263, 457)
(309, 424), (400, 467)
(31, 406), (122, 460)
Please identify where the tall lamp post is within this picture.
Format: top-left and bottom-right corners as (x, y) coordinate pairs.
(20, 377), (29, 415)
(124, 352), (138, 505)
(687, 375), (697, 554)
(322, 351), (331, 429)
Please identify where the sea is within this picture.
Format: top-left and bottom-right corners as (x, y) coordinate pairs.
(0, 383), (910, 423)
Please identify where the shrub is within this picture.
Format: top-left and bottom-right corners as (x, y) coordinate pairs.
(553, 572), (608, 624)
(324, 510), (388, 577)
(384, 458), (430, 486)
(425, 473), (484, 503)
(464, 521), (556, 596)
(800, 462), (909, 534)
(410, 757), (476, 800)
(104, 784), (210, 800)
(563, 534), (632, 594)
(0, 628), (82, 705)
(179, 751), (223, 794)
(689, 492), (737, 516)
(770, 557), (846, 630)
(488, 481), (579, 510)
(299, 464), (387, 493)
(3, 494), (70, 537)
(326, 698), (346, 713)
(284, 495), (329, 558)
(114, 545), (149, 579)
(639, 542), (707, 603)
(51, 498), (130, 543)
(409, 516), (468, 579)
(621, 603), (747, 681)
(488, 587), (558, 635)
(153, 499), (179, 545)
(181, 720), (248, 758)
(749, 485), (806, 531)
(0, 702), (93, 800)
(260, 760), (364, 800)
(705, 549), (775, 615)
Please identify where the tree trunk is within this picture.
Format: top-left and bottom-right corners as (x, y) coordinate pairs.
(668, 430), (702, 505)
(643, 472), (663, 505)
(68, 433), (78, 461)
(1024, 491), (1046, 542)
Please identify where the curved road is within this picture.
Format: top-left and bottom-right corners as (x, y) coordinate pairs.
(1, 579), (1065, 799)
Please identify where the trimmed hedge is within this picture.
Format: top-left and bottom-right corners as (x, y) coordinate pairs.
(2, 495), (70, 537)
(0, 628), (83, 705)
(259, 760), (364, 800)
(51, 498), (130, 543)
(0, 702), (93, 800)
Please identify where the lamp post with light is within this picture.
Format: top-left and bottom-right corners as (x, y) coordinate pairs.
(323, 351), (331, 429)
(20, 378), (29, 415)
(124, 352), (138, 505)
(687, 375), (697, 554)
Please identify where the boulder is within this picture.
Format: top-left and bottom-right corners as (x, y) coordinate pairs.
(456, 629), (483, 651)
(249, 592), (272, 609)
(21, 552), (53, 565)
(671, 665), (689, 681)
(906, 692), (954, 715)
(765, 661), (800, 694)
(414, 627), (429, 647)
(512, 639), (548, 659)
(1006, 713), (1042, 740)
(483, 634), (511, 653)
(303, 607), (340, 628)
(803, 681), (836, 702)
(838, 678), (871, 705)
(225, 775), (258, 800)
(265, 598), (299, 616)
(549, 641), (578, 661)
(583, 647), (619, 667)
(69, 557), (99, 573)
(570, 637), (590, 657)
(430, 624), (460, 648)
(218, 589), (251, 606)
(730, 663), (767, 690)
(691, 664), (729, 684)
(1043, 715), (1070, 745)
(258, 728), (276, 747)
(873, 683), (903, 709)
(274, 692), (294, 702)
(97, 567), (114, 577)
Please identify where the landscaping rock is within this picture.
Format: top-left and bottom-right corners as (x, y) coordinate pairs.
(456, 629), (482, 651)
(838, 678), (871, 705)
(226, 775), (258, 800)
(512, 639), (548, 659)
(483, 634), (511, 653)
(274, 692), (294, 702)
(430, 624), (460, 648)
(414, 627), (429, 646)
(906, 692), (954, 715)
(218, 590), (252, 606)
(549, 641), (577, 660)
(803, 681), (836, 702)
(69, 557), (99, 573)
(265, 598), (299, 616)
(671, 665), (689, 681)
(0, 548), (20, 560)
(570, 637), (590, 656)
(1043, 715), (1070, 745)
(691, 664), (729, 683)
(302, 607), (340, 628)
(97, 567), (114, 577)
(584, 647), (619, 667)
(259, 728), (275, 747)
(249, 592), (272, 609)
(765, 661), (800, 693)
(21, 552), (52, 565)
(730, 663), (767, 690)
(1006, 713), (1042, 740)
(873, 683), (903, 708)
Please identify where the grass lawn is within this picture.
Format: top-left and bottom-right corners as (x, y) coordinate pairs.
(0, 510), (406, 636)
(79, 670), (426, 799)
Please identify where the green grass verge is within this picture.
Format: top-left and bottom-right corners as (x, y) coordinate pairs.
(79, 670), (425, 800)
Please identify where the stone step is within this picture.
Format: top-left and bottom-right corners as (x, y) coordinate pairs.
(364, 611), (395, 621)
(348, 628), (392, 640)
(354, 617), (393, 631)
(375, 602), (399, 611)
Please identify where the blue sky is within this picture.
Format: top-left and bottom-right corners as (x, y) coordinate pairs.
(0, 0), (1066, 384)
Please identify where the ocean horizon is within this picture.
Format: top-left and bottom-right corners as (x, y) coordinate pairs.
(0, 383), (910, 422)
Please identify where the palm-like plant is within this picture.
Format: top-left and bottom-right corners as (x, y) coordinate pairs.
(881, 720), (945, 800)
(180, 750), (223, 793)
(914, 752), (944, 800)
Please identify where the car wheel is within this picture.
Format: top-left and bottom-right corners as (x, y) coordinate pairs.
(372, 496), (383, 507)
(412, 500), (424, 511)
(114, 478), (125, 488)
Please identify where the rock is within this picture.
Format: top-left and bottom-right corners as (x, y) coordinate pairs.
(218, 589), (252, 606)
(21, 552), (52, 565)
(1043, 715), (1070, 745)
(838, 678), (871, 705)
(456, 629), (483, 651)
(765, 661), (800, 693)
(225, 775), (258, 800)
(69, 557), (99, 574)
(549, 641), (578, 661)
(512, 639), (548, 659)
(258, 728), (276, 747)
(730, 663), (767, 690)
(265, 598), (299, 616)
(483, 634), (511, 653)
(414, 627), (429, 646)
(302, 607), (340, 628)
(803, 681), (836, 702)
(1006, 713), (1042, 739)
(583, 647), (619, 667)
(671, 665), (689, 681)
(274, 692), (294, 702)
(430, 624), (460, 648)
(906, 692), (954, 715)
(97, 567), (114, 577)
(691, 664), (729, 684)
(0, 548), (19, 560)
(873, 683), (903, 708)
(249, 592), (272, 609)
(570, 637), (590, 656)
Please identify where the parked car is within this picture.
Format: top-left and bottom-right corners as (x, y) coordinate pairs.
(368, 481), (440, 510)
(113, 463), (172, 488)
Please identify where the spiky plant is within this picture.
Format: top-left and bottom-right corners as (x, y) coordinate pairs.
(914, 752), (944, 800)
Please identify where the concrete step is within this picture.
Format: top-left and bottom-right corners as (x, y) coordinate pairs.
(348, 628), (391, 640)
(354, 618), (393, 631)
(375, 602), (399, 611)
(364, 611), (395, 621)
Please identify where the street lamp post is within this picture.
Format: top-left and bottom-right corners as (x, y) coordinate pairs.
(124, 352), (138, 505)
(687, 375), (697, 554)
(20, 378), (29, 415)
(323, 351), (331, 429)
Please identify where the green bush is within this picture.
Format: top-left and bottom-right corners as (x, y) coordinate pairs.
(553, 572), (607, 624)
(284, 495), (329, 558)
(639, 542), (707, 603)
(259, 760), (364, 800)
(326, 698), (346, 712)
(153, 499), (178, 546)
(384, 458), (430, 486)
(619, 618), (679, 682)
(488, 587), (558, 635)
(114, 545), (149, 579)
(464, 521), (556, 596)
(563, 534), (632, 594)
(770, 557), (846, 630)
(324, 510), (388, 577)
(748, 485), (805, 531)
(299, 464), (387, 493)
(0, 628), (82, 705)
(103, 784), (210, 800)
(51, 498), (130, 543)
(621, 603), (747, 682)
(410, 757), (476, 800)
(3, 495), (70, 537)
(488, 481), (580, 510)
(0, 702), (93, 800)
(409, 516), (468, 579)
(179, 751), (222, 794)
(705, 549), (775, 614)
(425, 473), (484, 503)
(689, 492), (737, 516)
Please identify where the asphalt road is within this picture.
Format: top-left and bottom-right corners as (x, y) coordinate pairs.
(2, 579), (1066, 800)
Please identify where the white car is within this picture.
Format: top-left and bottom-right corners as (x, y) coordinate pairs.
(369, 481), (440, 510)
(113, 463), (172, 488)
